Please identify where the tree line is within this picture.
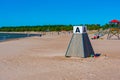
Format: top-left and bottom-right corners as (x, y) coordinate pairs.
(0, 24), (110, 32)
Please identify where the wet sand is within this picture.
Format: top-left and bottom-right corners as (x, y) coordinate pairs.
(0, 33), (120, 80)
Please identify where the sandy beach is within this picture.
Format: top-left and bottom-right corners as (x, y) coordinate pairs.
(0, 33), (120, 80)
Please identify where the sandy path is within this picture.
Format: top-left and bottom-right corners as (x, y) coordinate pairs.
(0, 34), (120, 80)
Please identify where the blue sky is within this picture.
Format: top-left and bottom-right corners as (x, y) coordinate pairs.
(0, 0), (120, 26)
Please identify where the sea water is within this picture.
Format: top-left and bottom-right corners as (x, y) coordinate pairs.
(0, 33), (41, 42)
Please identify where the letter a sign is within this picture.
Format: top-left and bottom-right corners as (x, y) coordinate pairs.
(75, 27), (80, 33)
(73, 26), (87, 34)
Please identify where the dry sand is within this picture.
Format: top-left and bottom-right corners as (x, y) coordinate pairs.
(0, 33), (120, 80)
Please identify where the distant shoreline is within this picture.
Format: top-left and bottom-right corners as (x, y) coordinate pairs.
(0, 31), (42, 34)
(0, 32), (42, 42)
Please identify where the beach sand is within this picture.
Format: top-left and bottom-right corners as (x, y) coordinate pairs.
(0, 33), (120, 80)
